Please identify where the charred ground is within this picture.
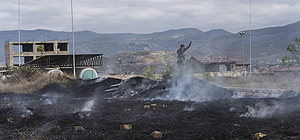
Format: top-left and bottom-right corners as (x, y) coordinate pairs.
(0, 77), (300, 139)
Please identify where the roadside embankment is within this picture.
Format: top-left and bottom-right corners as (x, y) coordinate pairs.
(227, 87), (300, 98)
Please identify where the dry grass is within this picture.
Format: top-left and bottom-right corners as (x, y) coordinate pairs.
(0, 72), (74, 94)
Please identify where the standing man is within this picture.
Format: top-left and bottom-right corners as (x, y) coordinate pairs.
(177, 41), (192, 74)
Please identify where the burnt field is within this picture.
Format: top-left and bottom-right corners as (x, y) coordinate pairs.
(1, 76), (300, 139)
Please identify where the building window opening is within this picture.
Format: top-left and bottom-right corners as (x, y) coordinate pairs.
(24, 56), (33, 63)
(36, 45), (44, 52)
(226, 64), (231, 71)
(36, 43), (53, 52)
(22, 44), (34, 52)
(57, 43), (68, 51)
(13, 45), (23, 53)
(44, 43), (53, 51)
(13, 57), (24, 66)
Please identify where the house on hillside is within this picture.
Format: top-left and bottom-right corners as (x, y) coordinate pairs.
(188, 55), (250, 72)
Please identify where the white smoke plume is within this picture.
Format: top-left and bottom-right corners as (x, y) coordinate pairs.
(41, 92), (62, 105)
(239, 100), (290, 118)
(73, 99), (96, 119)
(184, 104), (195, 111)
(81, 99), (95, 112)
(43, 98), (52, 105)
(148, 71), (219, 102)
(15, 100), (33, 117)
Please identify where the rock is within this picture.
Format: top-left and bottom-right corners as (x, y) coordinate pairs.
(74, 126), (85, 131)
(120, 124), (132, 130)
(136, 99), (144, 102)
(253, 133), (267, 140)
(144, 105), (150, 109)
(151, 104), (157, 107)
(6, 117), (13, 123)
(151, 131), (163, 139)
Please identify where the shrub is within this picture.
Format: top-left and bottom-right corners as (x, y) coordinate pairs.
(143, 65), (157, 79)
(6, 65), (42, 83)
(204, 72), (214, 81)
(162, 63), (175, 79)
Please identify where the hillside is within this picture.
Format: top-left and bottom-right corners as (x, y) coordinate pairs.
(96, 51), (178, 75)
(1, 21), (300, 65)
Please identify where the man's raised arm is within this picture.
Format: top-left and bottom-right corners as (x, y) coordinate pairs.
(185, 41), (192, 51)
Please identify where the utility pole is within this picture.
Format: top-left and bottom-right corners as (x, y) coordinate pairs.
(18, 0), (21, 66)
(71, 0), (76, 77)
(249, 0), (252, 75)
(239, 32), (245, 72)
(119, 58), (122, 75)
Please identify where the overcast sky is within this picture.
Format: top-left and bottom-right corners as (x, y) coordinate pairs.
(0, 0), (299, 34)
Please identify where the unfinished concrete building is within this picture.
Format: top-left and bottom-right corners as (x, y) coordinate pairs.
(5, 41), (69, 67)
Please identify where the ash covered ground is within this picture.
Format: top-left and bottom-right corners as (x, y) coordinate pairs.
(1, 76), (300, 139)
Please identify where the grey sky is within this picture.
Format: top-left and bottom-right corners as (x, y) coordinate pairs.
(0, 0), (299, 33)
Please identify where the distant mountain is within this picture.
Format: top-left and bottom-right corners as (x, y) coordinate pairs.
(204, 29), (233, 37)
(1, 21), (300, 66)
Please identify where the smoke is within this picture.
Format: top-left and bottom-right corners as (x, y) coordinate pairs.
(98, 57), (120, 76)
(102, 63), (115, 76)
(43, 98), (52, 105)
(20, 107), (33, 117)
(238, 98), (300, 118)
(41, 92), (62, 105)
(239, 104), (281, 118)
(81, 99), (95, 112)
(72, 99), (96, 119)
(184, 103), (195, 111)
(145, 70), (232, 102)
(14, 99), (33, 117)
(168, 73), (213, 102)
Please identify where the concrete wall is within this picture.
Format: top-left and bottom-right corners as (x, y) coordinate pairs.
(219, 64), (227, 72)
